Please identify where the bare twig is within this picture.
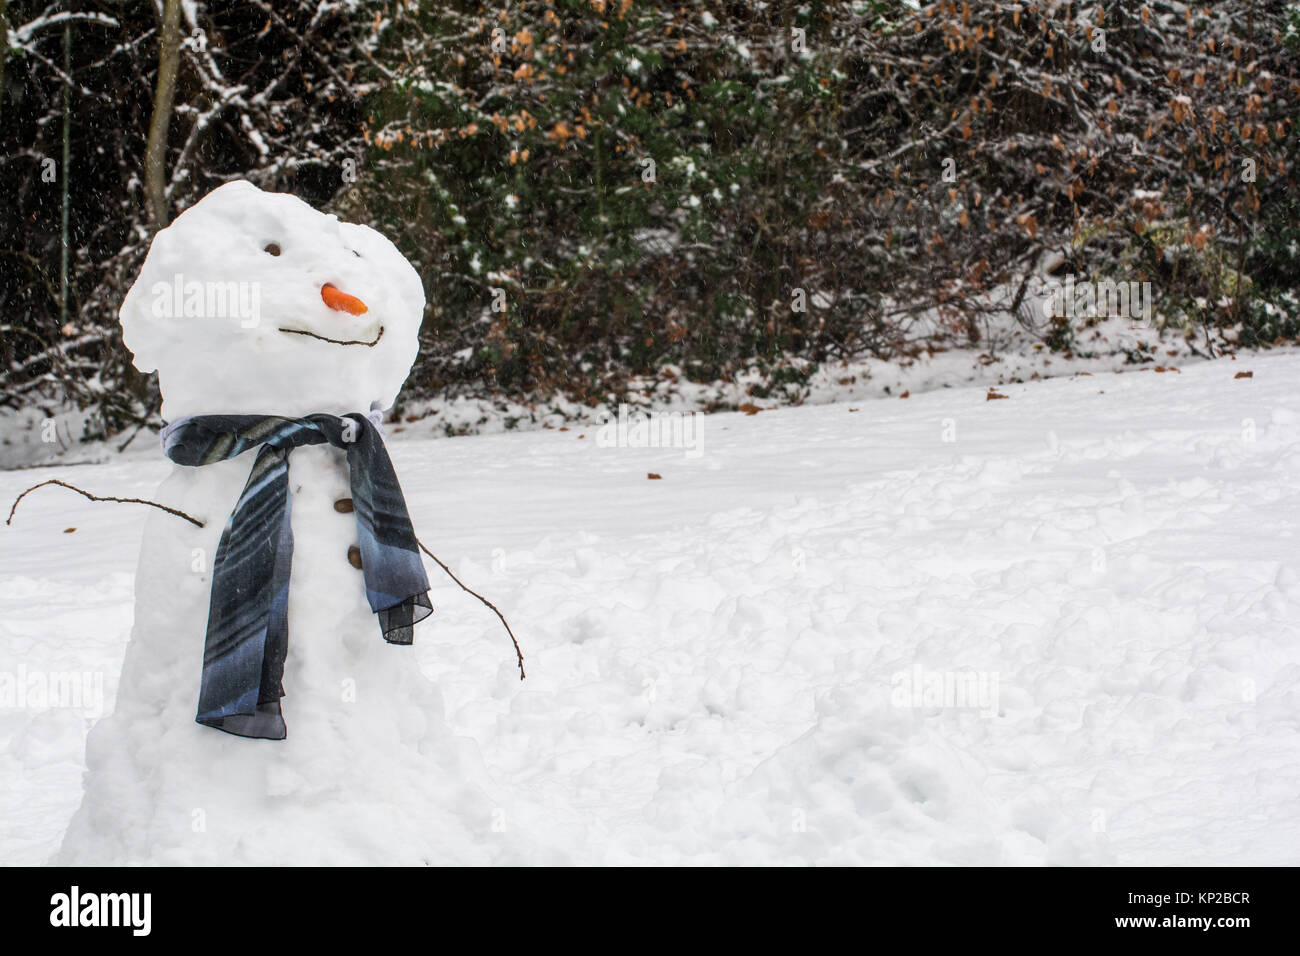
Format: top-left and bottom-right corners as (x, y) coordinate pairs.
(6, 480), (523, 679)
(415, 537), (525, 681)
(6, 479), (204, 528)
(117, 394), (161, 453)
(117, 418), (151, 453)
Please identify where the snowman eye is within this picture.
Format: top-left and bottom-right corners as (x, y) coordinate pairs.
(264, 243), (282, 256)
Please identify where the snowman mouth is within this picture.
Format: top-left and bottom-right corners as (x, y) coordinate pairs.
(277, 325), (385, 348)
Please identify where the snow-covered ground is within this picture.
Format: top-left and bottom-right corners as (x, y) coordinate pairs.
(0, 311), (1248, 468)
(3, 350), (1299, 864)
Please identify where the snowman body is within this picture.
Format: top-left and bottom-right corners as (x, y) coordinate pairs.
(56, 182), (492, 864)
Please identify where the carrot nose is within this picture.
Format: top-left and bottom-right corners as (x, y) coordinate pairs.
(321, 283), (368, 315)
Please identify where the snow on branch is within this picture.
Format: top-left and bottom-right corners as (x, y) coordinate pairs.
(11, 11), (119, 45)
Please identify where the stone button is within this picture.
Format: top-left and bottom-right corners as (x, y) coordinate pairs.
(347, 545), (363, 570)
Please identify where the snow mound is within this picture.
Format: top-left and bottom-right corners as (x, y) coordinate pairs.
(4, 352), (1299, 864)
(52, 181), (505, 865)
(119, 180), (425, 419)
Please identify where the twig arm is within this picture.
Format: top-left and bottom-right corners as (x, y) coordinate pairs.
(416, 537), (525, 681)
(6, 480), (523, 679)
(6, 478), (205, 528)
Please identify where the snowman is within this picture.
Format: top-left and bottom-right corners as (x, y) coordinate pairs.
(56, 181), (496, 865)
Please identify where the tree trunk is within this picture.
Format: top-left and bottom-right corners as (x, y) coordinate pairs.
(60, 22), (71, 328)
(0, 0), (9, 119)
(144, 0), (183, 228)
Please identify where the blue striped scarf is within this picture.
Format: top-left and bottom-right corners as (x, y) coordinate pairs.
(160, 413), (432, 739)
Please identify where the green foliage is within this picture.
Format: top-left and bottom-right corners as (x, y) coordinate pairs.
(357, 0), (905, 403)
(3, 0), (1298, 433)
(350, 0), (1298, 408)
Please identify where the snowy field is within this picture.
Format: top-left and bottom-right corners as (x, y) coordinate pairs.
(3, 350), (1299, 865)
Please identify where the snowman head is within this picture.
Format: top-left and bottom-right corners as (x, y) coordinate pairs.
(120, 180), (425, 419)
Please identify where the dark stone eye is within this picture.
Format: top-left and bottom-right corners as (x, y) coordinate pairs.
(264, 243), (281, 256)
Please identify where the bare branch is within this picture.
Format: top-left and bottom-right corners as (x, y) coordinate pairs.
(415, 537), (525, 681)
(6, 479), (205, 528)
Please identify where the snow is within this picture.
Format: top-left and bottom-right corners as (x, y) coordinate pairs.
(29, 181), (474, 865)
(10, 11), (119, 46)
(5, 351), (1300, 864)
(371, 309), (1250, 444)
(119, 180), (425, 419)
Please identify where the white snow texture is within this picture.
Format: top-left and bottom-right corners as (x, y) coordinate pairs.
(1, 182), (1297, 865)
(119, 179), (425, 419)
